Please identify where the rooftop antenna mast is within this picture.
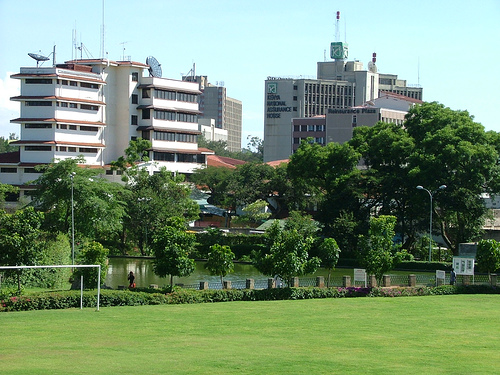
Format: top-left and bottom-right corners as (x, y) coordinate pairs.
(335, 11), (341, 42)
(100, 0), (105, 58)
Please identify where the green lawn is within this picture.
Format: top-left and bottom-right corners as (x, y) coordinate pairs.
(1, 295), (498, 374)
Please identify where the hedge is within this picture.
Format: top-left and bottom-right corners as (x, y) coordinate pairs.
(1, 284), (498, 312)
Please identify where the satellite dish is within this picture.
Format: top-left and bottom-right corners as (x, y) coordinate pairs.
(28, 52), (50, 67)
(146, 56), (162, 78)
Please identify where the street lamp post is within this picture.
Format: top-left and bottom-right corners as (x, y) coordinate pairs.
(416, 184), (447, 262)
(70, 172), (76, 266)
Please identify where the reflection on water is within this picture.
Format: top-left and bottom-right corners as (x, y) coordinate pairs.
(106, 257), (434, 289)
(106, 257), (270, 289)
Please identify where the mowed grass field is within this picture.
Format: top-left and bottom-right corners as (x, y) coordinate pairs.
(0, 295), (499, 374)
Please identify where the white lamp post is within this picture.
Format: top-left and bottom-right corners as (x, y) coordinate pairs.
(416, 184), (447, 262)
(70, 172), (76, 266)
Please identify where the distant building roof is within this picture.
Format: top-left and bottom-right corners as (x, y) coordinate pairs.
(207, 155), (246, 169)
(0, 151), (20, 164)
(266, 159), (289, 168)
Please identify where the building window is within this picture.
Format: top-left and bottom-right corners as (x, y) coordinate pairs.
(26, 78), (52, 84)
(68, 147), (77, 152)
(105, 170), (113, 175)
(60, 102), (68, 107)
(79, 148), (98, 154)
(80, 82), (99, 89)
(25, 146), (51, 151)
(25, 123), (52, 129)
(70, 103), (78, 109)
(69, 125), (77, 130)
(293, 96), (297, 101)
(26, 101), (51, 106)
(80, 126), (98, 132)
(131, 115), (138, 125)
(80, 104), (98, 111)
(308, 125), (315, 132)
(69, 81), (77, 87)
(132, 94), (138, 104)
(142, 109), (151, 120)
(142, 89), (150, 98)
(24, 168), (40, 174)
(1, 167), (17, 173)
(293, 85), (298, 90)
(132, 72), (139, 82)
(153, 152), (175, 162)
(293, 138), (300, 144)
(59, 146), (67, 151)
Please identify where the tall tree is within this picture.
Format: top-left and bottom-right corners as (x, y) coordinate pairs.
(405, 102), (500, 253)
(254, 221), (320, 286)
(151, 217), (196, 287)
(31, 157), (127, 243)
(0, 207), (44, 292)
(358, 215), (397, 285)
(204, 244), (235, 288)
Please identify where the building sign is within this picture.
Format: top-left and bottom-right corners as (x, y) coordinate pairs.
(266, 83), (292, 119)
(452, 256), (475, 276)
(328, 108), (377, 114)
(330, 42), (349, 60)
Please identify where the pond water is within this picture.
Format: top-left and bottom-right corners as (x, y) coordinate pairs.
(106, 257), (436, 289)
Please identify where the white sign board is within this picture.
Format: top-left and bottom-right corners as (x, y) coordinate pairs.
(452, 257), (475, 276)
(354, 268), (367, 287)
(436, 270), (446, 286)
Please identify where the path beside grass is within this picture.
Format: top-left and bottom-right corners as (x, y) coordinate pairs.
(1, 295), (499, 374)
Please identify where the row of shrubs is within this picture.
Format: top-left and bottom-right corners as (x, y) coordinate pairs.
(1, 284), (498, 312)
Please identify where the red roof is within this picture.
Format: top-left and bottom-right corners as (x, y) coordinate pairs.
(266, 159), (289, 168)
(0, 151), (20, 164)
(207, 155), (246, 169)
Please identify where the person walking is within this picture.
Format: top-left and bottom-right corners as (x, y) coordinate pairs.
(128, 271), (136, 288)
(450, 268), (456, 285)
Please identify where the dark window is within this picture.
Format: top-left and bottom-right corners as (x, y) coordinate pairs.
(131, 115), (138, 125)
(80, 104), (98, 111)
(69, 103), (77, 109)
(132, 72), (139, 82)
(68, 147), (77, 152)
(69, 125), (77, 130)
(142, 109), (150, 120)
(80, 82), (99, 89)
(69, 81), (77, 86)
(25, 123), (52, 129)
(26, 101), (51, 106)
(1, 167), (17, 173)
(79, 148), (98, 154)
(25, 145), (51, 151)
(24, 168), (40, 174)
(153, 152), (175, 162)
(80, 126), (97, 132)
(105, 170), (113, 175)
(142, 89), (150, 98)
(26, 78), (52, 84)
(131, 94), (138, 104)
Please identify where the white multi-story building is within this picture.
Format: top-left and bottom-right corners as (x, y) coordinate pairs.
(0, 58), (212, 200)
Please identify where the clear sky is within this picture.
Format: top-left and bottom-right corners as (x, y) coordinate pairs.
(1, 0), (499, 145)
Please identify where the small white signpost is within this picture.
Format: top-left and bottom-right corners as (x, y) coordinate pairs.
(436, 270), (446, 286)
(452, 256), (475, 284)
(354, 268), (367, 287)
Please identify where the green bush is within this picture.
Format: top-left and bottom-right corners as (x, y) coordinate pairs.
(1, 285), (498, 312)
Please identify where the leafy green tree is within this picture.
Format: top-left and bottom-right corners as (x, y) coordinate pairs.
(350, 122), (417, 250)
(232, 199), (271, 227)
(31, 157), (127, 243)
(0, 135), (19, 154)
(0, 207), (44, 292)
(404, 102), (500, 253)
(318, 238), (341, 287)
(73, 241), (109, 288)
(151, 217), (196, 287)
(190, 166), (234, 207)
(124, 168), (199, 255)
(476, 239), (500, 276)
(254, 223), (320, 286)
(204, 244), (235, 288)
(358, 215), (398, 285)
(228, 162), (275, 207)
(0, 182), (18, 207)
